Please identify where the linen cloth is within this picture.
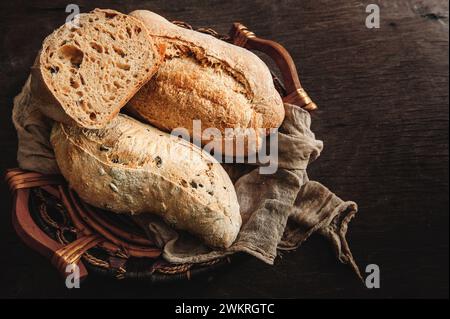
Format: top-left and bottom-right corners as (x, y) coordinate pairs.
(12, 76), (59, 174)
(135, 103), (361, 279)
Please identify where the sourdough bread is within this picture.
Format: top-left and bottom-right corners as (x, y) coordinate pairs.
(127, 10), (285, 155)
(32, 8), (162, 129)
(50, 114), (241, 248)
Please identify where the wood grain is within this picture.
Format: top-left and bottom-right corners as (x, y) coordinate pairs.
(0, 0), (448, 298)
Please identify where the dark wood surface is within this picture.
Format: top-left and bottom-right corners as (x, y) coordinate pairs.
(0, 0), (448, 299)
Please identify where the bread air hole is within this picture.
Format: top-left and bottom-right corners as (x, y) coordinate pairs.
(106, 31), (116, 41)
(70, 78), (80, 89)
(126, 27), (132, 38)
(90, 112), (96, 121)
(104, 12), (118, 19)
(48, 65), (59, 75)
(113, 46), (126, 58)
(59, 44), (84, 69)
(90, 42), (103, 53)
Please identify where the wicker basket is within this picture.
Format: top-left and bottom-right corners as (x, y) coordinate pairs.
(6, 21), (316, 282)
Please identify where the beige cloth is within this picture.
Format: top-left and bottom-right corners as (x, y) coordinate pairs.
(135, 104), (361, 279)
(12, 76), (59, 174)
(12, 77), (361, 279)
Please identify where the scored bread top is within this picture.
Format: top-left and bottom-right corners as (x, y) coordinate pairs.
(33, 8), (161, 129)
(129, 10), (285, 129)
(126, 10), (285, 156)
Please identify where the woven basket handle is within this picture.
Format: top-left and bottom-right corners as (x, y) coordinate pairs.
(5, 169), (90, 280)
(229, 23), (317, 111)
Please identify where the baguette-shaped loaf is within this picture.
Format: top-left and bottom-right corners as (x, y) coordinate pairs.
(32, 9), (162, 129)
(50, 114), (241, 248)
(127, 10), (285, 154)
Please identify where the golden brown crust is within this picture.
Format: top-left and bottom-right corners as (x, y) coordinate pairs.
(127, 10), (285, 154)
(50, 114), (241, 248)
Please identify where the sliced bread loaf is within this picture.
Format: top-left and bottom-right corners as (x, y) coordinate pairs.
(32, 8), (162, 129)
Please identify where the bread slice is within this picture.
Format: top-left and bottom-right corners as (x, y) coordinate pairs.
(32, 8), (162, 129)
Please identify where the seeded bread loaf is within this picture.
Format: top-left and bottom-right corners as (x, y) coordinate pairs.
(32, 8), (162, 129)
(50, 113), (241, 248)
(127, 10), (285, 154)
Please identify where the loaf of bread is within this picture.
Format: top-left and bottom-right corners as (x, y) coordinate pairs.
(127, 10), (285, 154)
(32, 8), (162, 129)
(50, 113), (241, 248)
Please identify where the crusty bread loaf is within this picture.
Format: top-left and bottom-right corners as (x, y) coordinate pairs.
(32, 8), (162, 129)
(50, 113), (241, 248)
(127, 10), (284, 154)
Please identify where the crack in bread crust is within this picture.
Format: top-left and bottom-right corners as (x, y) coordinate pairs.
(162, 38), (253, 100)
(127, 10), (285, 155)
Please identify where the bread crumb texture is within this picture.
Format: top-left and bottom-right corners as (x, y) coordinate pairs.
(40, 9), (159, 128)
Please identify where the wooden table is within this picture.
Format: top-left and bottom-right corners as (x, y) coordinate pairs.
(0, 0), (448, 298)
